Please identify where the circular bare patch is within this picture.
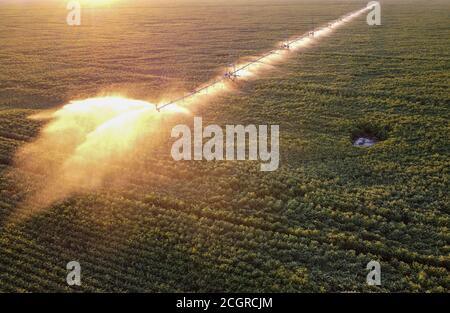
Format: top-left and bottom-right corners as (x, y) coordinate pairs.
(350, 121), (389, 148)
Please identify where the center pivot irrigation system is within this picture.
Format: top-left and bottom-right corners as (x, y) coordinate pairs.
(155, 7), (368, 112)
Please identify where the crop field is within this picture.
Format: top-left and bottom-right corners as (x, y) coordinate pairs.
(0, 0), (449, 292)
